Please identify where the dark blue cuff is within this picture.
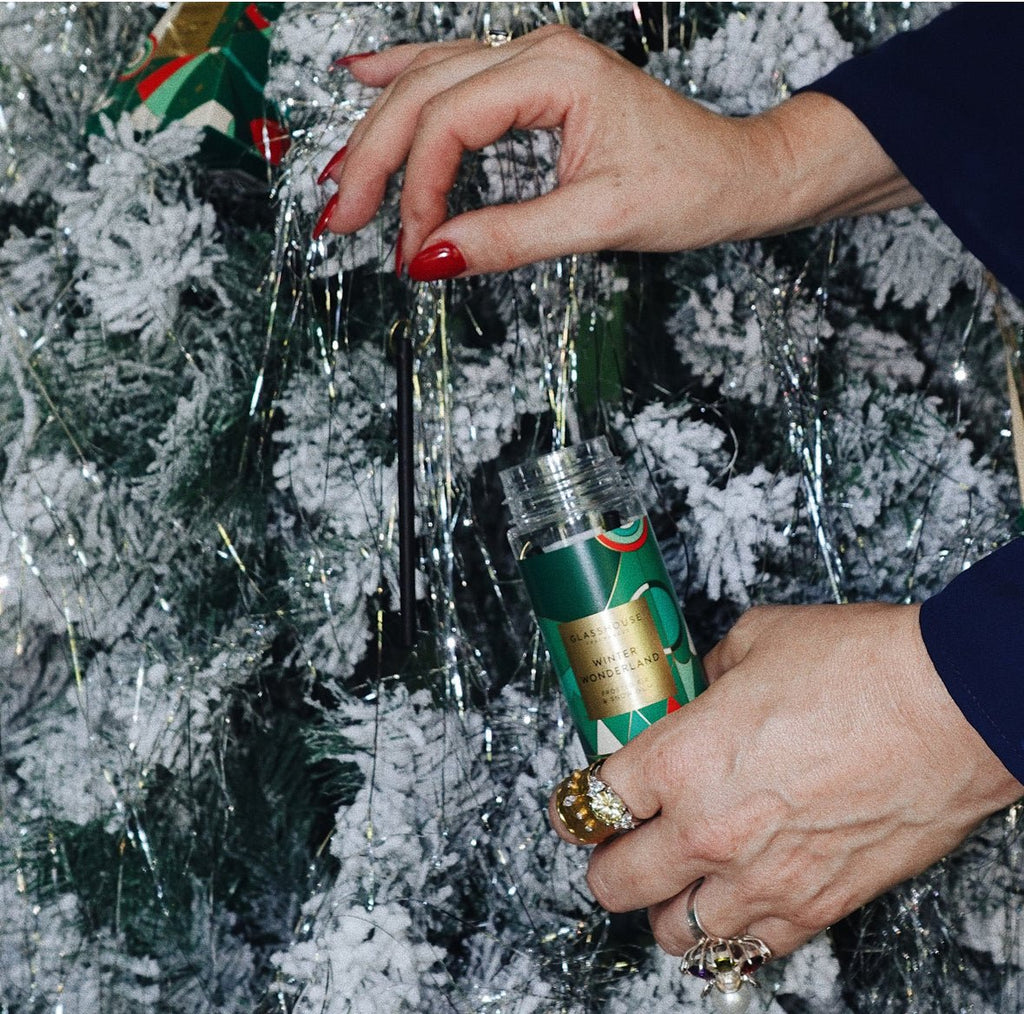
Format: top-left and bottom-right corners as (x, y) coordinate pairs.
(800, 3), (1024, 304)
(919, 539), (1024, 783)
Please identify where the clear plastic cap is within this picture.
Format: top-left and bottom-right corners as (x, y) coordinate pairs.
(499, 437), (641, 533)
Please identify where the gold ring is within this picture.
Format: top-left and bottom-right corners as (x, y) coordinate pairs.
(553, 761), (638, 845)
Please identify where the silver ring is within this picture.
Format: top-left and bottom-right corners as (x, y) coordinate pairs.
(680, 880), (772, 1006)
(686, 878), (709, 941)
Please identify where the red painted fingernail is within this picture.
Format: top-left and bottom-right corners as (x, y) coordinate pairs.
(312, 192), (339, 239)
(316, 145), (347, 185)
(395, 228), (404, 277)
(407, 241), (467, 282)
(332, 51), (376, 70)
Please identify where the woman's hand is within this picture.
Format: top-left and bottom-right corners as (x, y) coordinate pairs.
(551, 603), (1022, 958)
(318, 26), (917, 279)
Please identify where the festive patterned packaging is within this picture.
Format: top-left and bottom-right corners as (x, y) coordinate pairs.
(87, 2), (288, 172)
(501, 437), (705, 760)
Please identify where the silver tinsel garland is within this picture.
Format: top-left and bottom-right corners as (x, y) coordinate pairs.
(1, 3), (1023, 1013)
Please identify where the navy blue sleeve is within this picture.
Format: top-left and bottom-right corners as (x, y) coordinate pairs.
(920, 539), (1024, 782)
(804, 4), (1024, 782)
(802, 3), (1024, 304)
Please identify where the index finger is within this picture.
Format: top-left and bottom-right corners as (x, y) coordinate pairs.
(594, 690), (714, 817)
(338, 42), (451, 89)
(324, 34), (539, 235)
(325, 26), (580, 239)
(549, 701), (695, 842)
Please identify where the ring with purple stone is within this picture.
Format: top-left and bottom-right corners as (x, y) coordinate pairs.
(680, 880), (771, 1014)
(553, 761), (639, 845)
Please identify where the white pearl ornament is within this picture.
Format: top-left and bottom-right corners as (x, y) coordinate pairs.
(708, 980), (754, 1014)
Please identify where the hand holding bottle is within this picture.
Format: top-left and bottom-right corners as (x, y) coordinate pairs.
(551, 603), (1023, 958)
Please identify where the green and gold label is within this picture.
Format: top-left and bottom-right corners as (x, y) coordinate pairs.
(519, 516), (705, 759)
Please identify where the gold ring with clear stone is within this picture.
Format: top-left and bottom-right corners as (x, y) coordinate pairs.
(553, 761), (639, 845)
